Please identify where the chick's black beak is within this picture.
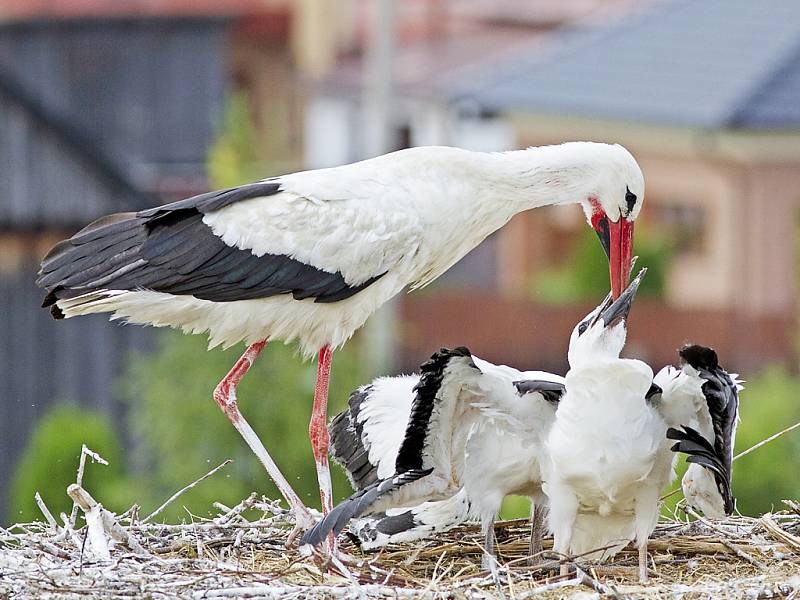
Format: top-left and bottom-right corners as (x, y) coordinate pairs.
(596, 267), (647, 329)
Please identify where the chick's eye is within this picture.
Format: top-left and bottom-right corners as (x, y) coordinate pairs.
(625, 187), (637, 215)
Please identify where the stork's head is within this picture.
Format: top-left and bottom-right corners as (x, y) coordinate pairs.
(567, 267), (646, 367)
(578, 144), (644, 300)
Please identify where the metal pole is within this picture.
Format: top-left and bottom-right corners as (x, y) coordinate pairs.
(362, 0), (394, 159)
(361, 0), (397, 376)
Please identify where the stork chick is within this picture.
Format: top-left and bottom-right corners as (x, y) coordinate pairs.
(544, 268), (672, 583)
(655, 344), (742, 518)
(301, 347), (565, 574)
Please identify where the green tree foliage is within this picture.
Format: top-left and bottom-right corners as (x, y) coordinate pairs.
(123, 331), (365, 522)
(534, 226), (671, 303)
(9, 405), (128, 523)
(718, 367), (800, 514)
(207, 93), (268, 188)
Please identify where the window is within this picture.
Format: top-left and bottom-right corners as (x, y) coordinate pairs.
(650, 203), (706, 254)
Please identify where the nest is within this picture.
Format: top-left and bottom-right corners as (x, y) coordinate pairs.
(1, 486), (798, 600)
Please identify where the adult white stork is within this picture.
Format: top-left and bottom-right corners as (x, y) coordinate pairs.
(300, 346), (566, 575)
(545, 269), (742, 582)
(36, 142), (643, 538)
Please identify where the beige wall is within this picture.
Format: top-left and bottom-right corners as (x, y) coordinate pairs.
(638, 155), (738, 310)
(636, 157), (800, 317)
(504, 113), (800, 318)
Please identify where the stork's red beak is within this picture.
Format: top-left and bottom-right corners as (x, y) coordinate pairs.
(590, 206), (634, 300)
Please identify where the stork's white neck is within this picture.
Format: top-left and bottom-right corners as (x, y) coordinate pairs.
(397, 144), (612, 287)
(472, 145), (608, 213)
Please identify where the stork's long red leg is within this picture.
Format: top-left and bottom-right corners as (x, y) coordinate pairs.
(213, 339), (315, 531)
(309, 344), (336, 552)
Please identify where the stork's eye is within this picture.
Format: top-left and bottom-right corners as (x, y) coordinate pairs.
(625, 187), (637, 215)
(578, 322), (589, 335)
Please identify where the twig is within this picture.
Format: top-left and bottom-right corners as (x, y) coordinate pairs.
(215, 492), (257, 526)
(575, 565), (628, 598)
(67, 484), (149, 557)
(719, 539), (768, 569)
(69, 445), (109, 529)
(761, 513), (800, 552)
(193, 585), (422, 598)
(734, 421), (800, 461)
(34, 493), (58, 532)
(142, 460), (232, 524)
(516, 576), (581, 598)
(783, 499), (800, 515)
(68, 485), (110, 561)
(683, 506), (768, 568)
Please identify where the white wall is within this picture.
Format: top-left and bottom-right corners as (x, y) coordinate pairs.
(303, 96), (356, 168)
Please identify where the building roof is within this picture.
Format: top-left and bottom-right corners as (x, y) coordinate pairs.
(454, 0), (800, 129)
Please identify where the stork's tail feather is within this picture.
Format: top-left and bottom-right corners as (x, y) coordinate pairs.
(666, 425), (734, 514)
(329, 384), (378, 490)
(353, 489), (472, 549)
(300, 468), (433, 549)
(37, 212), (147, 317)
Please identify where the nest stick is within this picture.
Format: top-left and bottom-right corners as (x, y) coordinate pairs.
(142, 459), (232, 524)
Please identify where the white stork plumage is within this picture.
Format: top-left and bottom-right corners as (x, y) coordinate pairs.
(36, 142), (643, 539)
(545, 269), (742, 582)
(300, 347), (565, 574)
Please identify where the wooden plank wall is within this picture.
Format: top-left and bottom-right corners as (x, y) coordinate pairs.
(0, 19), (226, 186)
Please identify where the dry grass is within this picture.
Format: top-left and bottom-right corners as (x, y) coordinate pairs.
(1, 491), (798, 599)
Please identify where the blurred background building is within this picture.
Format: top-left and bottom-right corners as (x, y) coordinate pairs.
(1, 0), (799, 521)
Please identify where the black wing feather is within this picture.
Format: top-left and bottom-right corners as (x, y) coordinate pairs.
(300, 468), (432, 548)
(37, 181), (385, 314)
(394, 346), (473, 472)
(308, 347), (476, 548)
(329, 385), (381, 491)
(667, 425), (734, 514)
(513, 379), (565, 404)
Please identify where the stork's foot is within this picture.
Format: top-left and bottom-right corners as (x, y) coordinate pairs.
(300, 538), (360, 578)
(481, 552), (496, 573)
(639, 564), (649, 584)
(482, 552), (508, 589)
(527, 553), (543, 567)
(284, 505), (318, 548)
(285, 522), (306, 549)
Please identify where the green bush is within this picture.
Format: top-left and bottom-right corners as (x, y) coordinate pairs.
(721, 367), (800, 515)
(207, 93), (268, 188)
(122, 332), (366, 521)
(534, 226), (671, 303)
(8, 405), (128, 523)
